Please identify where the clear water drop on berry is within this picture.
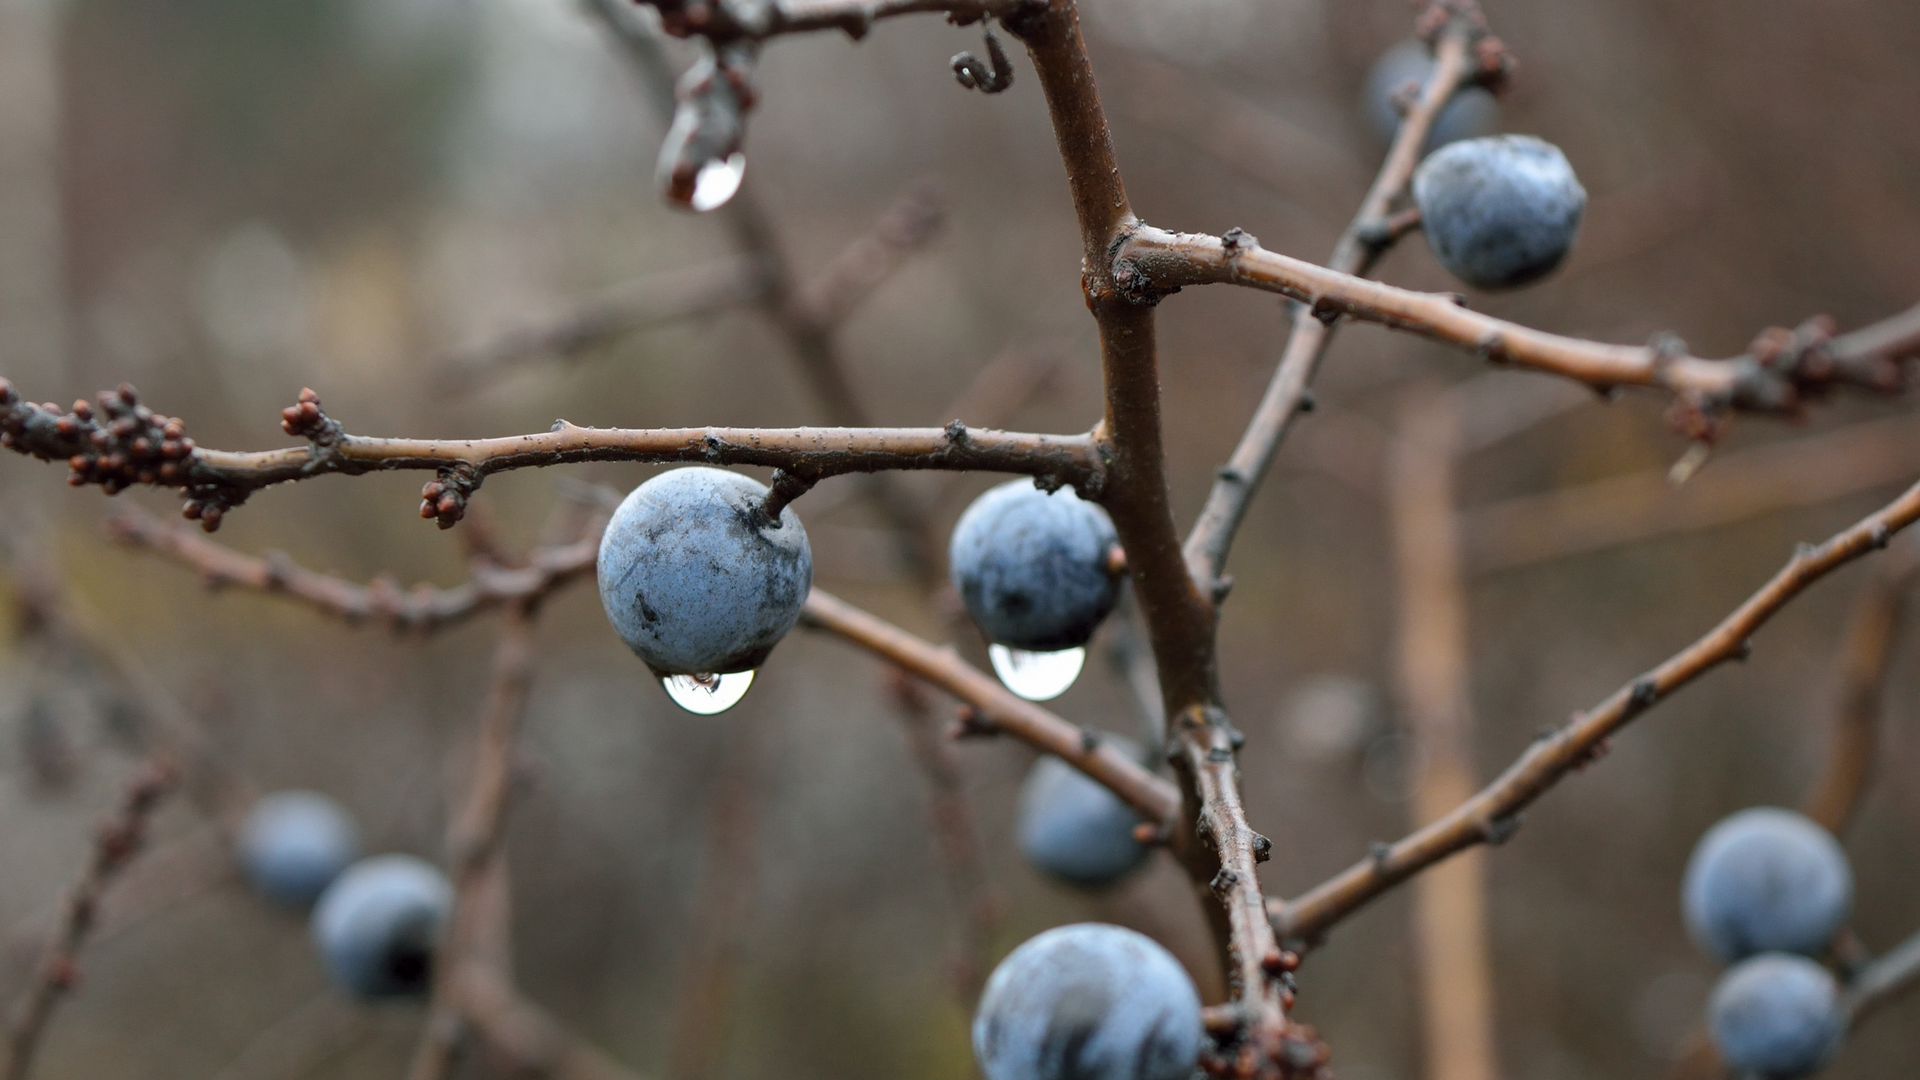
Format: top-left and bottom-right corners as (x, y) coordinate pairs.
(988, 644), (1086, 702)
(661, 670), (755, 715)
(682, 153), (746, 213)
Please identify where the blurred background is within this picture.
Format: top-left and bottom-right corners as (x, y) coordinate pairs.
(2, 0), (1918, 1076)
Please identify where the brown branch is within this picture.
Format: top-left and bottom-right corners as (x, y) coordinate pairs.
(455, 964), (651, 1080)
(107, 506), (597, 633)
(1803, 545), (1920, 834)
(1, 759), (177, 1080)
(0, 379), (1099, 530)
(664, 719), (770, 1080)
(1274, 473), (1920, 945)
(636, 0), (1034, 43)
(800, 587), (1178, 820)
(1385, 393), (1499, 1080)
(1184, 22), (1479, 584)
(1120, 226), (1919, 419)
(1464, 413), (1920, 573)
(409, 604), (541, 1080)
(1013, 2), (1324, 1071)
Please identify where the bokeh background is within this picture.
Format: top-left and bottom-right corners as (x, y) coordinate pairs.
(1, 0), (1918, 1076)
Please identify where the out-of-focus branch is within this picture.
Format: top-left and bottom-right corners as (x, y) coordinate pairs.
(1803, 545), (1920, 834)
(1274, 473), (1920, 944)
(1464, 414), (1920, 573)
(434, 255), (768, 386)
(1185, 21), (1485, 584)
(664, 718), (770, 1080)
(1121, 227), (1919, 420)
(1843, 929), (1920, 1027)
(455, 964), (651, 1080)
(1, 758), (177, 1080)
(800, 588), (1179, 821)
(1384, 393), (1498, 1080)
(794, 181), (946, 326)
(108, 506), (597, 633)
(409, 604), (540, 1080)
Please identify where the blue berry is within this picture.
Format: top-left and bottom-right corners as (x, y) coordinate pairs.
(238, 790), (361, 908)
(949, 480), (1119, 651)
(1412, 134), (1586, 290)
(1017, 741), (1148, 889)
(311, 855), (452, 1000)
(973, 923), (1202, 1080)
(1683, 808), (1853, 963)
(597, 467), (813, 676)
(1363, 41), (1499, 153)
(1708, 953), (1844, 1078)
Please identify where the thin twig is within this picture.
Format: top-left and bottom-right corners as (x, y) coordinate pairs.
(1122, 226), (1919, 421)
(408, 603), (541, 1080)
(108, 506), (597, 633)
(1843, 929), (1920, 1027)
(1184, 22), (1478, 584)
(1, 759), (177, 1080)
(1274, 473), (1920, 944)
(801, 587), (1179, 820)
(0, 379), (1101, 530)
(1803, 545), (1920, 834)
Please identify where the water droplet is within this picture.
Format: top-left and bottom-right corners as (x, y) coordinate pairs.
(661, 670), (755, 715)
(989, 645), (1086, 702)
(684, 153), (746, 213)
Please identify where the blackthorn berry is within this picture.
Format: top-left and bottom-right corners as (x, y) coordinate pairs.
(1412, 134), (1586, 290)
(1363, 41), (1499, 153)
(1683, 807), (1853, 963)
(949, 480), (1119, 652)
(973, 922), (1202, 1080)
(311, 854), (452, 1000)
(1017, 740), (1149, 890)
(238, 790), (361, 908)
(1708, 953), (1844, 1078)
(597, 467), (813, 677)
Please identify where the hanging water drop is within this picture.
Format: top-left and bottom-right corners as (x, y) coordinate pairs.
(661, 670), (755, 716)
(687, 153), (746, 213)
(989, 644), (1086, 702)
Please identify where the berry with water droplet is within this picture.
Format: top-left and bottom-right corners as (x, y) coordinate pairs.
(311, 855), (451, 1000)
(597, 467), (812, 683)
(950, 480), (1118, 653)
(974, 923), (1202, 1080)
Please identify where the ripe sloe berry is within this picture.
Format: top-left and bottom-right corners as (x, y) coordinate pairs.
(1683, 807), (1853, 963)
(1708, 952), (1844, 1078)
(311, 855), (452, 1000)
(949, 480), (1119, 651)
(1412, 134), (1586, 289)
(1016, 739), (1149, 889)
(597, 467), (813, 676)
(238, 790), (361, 908)
(1363, 41), (1499, 153)
(973, 922), (1202, 1080)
